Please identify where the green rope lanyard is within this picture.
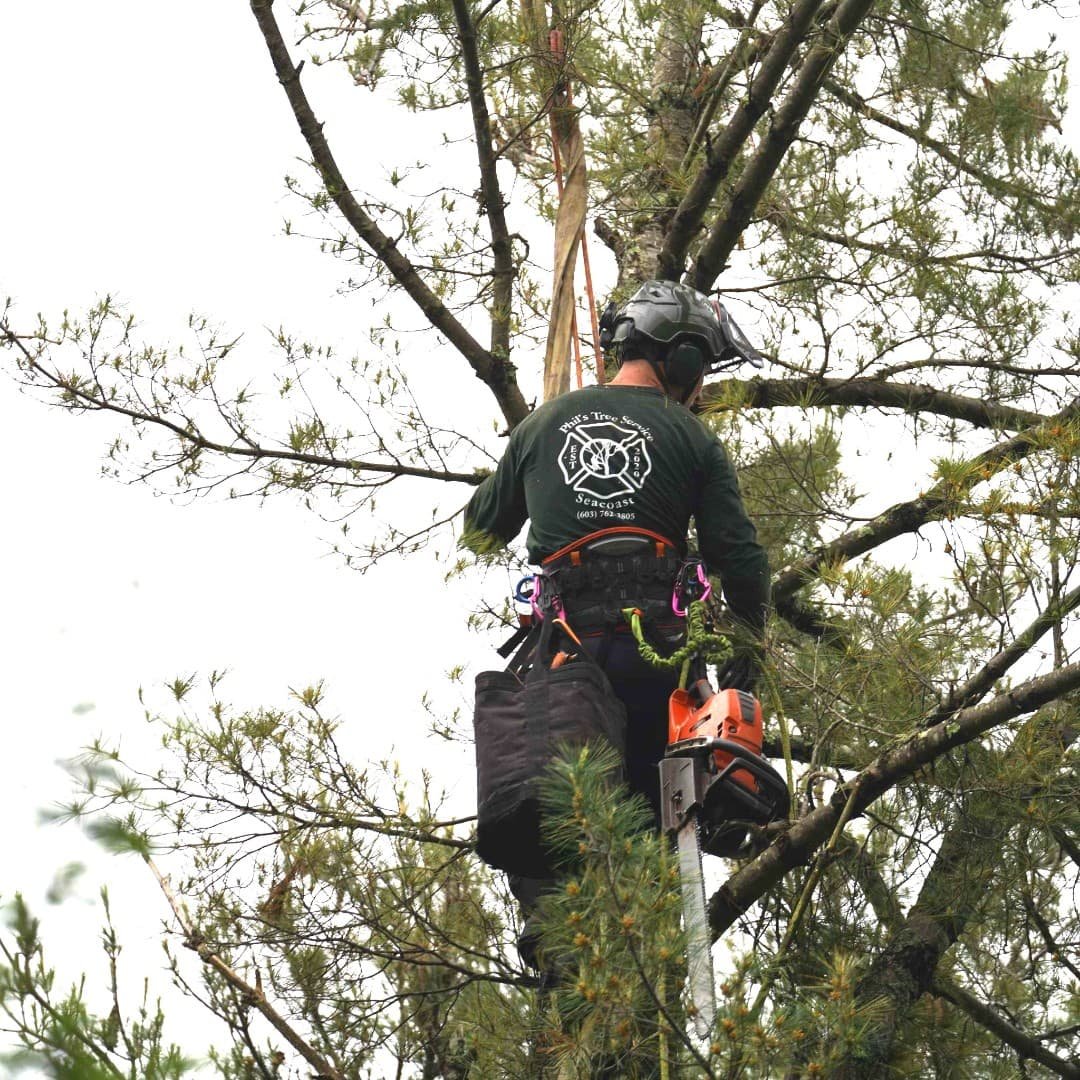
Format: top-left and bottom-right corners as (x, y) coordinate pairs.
(621, 600), (731, 690)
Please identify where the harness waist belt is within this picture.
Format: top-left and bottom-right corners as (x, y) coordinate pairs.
(542, 526), (682, 568)
(540, 528), (684, 628)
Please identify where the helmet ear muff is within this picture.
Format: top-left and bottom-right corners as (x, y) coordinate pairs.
(598, 302), (620, 350)
(664, 340), (707, 391)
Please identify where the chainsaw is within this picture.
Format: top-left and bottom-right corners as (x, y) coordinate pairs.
(659, 679), (791, 1036)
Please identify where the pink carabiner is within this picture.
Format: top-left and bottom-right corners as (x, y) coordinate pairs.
(529, 576), (543, 621)
(672, 563), (712, 616)
(531, 575), (566, 622)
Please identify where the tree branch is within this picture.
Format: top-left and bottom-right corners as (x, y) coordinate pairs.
(700, 375), (1045, 431)
(773, 591), (851, 647)
(820, 698), (1077, 1076)
(0, 934), (126, 1077)
(1051, 824), (1080, 868)
(688, 0), (878, 292)
(680, 0), (768, 174)
(765, 214), (1080, 275)
(835, 714), (1074, 1079)
(248, 0), (528, 428)
(822, 78), (1076, 227)
(771, 397), (1080, 603)
(838, 816), (1080, 1080)
(709, 658), (1080, 937)
(4, 327), (484, 487)
(761, 732), (860, 770)
(449, 0), (515, 369)
(146, 856), (346, 1080)
(838, 795), (1012, 1077)
(656, 0), (829, 280)
(929, 579), (1080, 721)
(932, 977), (1080, 1080)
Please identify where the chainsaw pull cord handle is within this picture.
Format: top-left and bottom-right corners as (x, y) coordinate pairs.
(622, 600), (731, 689)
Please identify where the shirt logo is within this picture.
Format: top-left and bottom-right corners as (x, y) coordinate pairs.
(557, 421), (652, 499)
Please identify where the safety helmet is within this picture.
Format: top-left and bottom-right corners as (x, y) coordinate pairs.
(599, 280), (764, 388)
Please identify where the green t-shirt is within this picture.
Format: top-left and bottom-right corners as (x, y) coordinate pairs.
(463, 385), (769, 629)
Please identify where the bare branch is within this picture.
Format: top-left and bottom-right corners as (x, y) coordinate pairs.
(248, 0), (529, 428)
(449, 0), (515, 367)
(688, 0), (879, 292)
(700, 375), (1045, 431)
(3, 326), (484, 487)
(656, 0), (829, 280)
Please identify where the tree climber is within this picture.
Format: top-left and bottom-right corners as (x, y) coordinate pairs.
(461, 279), (770, 969)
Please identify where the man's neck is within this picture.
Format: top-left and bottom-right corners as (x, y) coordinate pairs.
(609, 358), (701, 407)
(609, 359), (664, 391)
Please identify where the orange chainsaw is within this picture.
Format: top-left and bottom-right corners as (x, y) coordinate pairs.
(659, 678), (790, 1035)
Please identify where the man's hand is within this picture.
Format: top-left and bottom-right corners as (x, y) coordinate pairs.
(714, 645), (762, 692)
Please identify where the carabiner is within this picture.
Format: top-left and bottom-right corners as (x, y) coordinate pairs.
(514, 575), (536, 605)
(532, 572), (566, 622)
(672, 559), (712, 616)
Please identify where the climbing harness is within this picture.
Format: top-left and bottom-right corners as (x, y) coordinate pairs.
(502, 532), (725, 668)
(543, 530), (681, 625)
(499, 526), (692, 661)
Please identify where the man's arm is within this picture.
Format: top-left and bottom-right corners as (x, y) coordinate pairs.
(695, 440), (770, 633)
(460, 435), (529, 554)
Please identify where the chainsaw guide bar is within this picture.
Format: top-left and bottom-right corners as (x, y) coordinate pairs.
(661, 687), (792, 1040)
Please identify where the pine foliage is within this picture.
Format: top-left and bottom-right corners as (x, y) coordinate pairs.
(4, 0), (1080, 1074)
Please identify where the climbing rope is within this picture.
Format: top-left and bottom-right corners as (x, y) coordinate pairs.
(622, 600), (731, 689)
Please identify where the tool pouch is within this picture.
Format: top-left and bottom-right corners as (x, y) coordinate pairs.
(473, 618), (627, 878)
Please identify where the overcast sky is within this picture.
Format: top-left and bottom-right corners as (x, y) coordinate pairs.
(3, 1), (1080, 1072)
(0, 3), (499, 1066)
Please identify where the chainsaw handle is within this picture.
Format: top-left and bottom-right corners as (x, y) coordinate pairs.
(704, 738), (791, 820)
(665, 736), (791, 818)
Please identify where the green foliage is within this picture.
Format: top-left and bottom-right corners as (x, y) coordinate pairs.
(730, 420), (854, 562)
(84, 817), (152, 861)
(36, 679), (537, 1077)
(0, 893), (196, 1079)
(6, 0), (1080, 1074)
(532, 745), (696, 1077)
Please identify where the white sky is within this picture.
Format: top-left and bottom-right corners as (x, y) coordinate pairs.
(0, 2), (495, 1067)
(3, 0), (1080, 1072)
